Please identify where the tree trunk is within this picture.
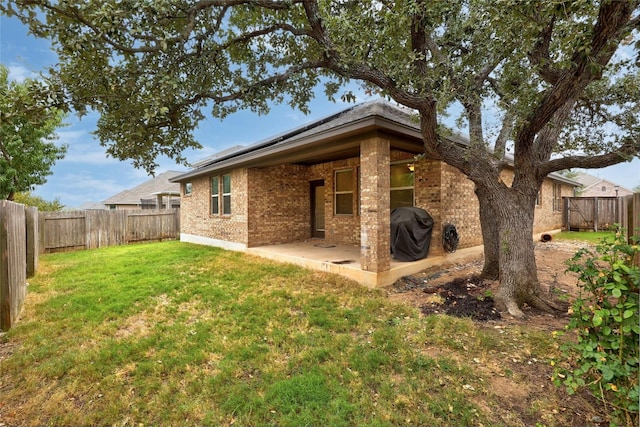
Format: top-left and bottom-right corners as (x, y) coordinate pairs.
(480, 187), (568, 317)
(475, 185), (499, 280)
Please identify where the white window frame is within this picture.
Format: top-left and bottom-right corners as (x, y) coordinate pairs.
(222, 174), (231, 215)
(553, 183), (562, 212)
(211, 176), (219, 215)
(390, 161), (415, 210)
(334, 168), (354, 215)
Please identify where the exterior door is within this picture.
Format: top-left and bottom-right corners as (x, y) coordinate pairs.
(311, 180), (325, 238)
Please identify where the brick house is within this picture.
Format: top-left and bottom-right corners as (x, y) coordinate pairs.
(172, 99), (576, 287)
(571, 171), (634, 197)
(103, 170), (183, 210)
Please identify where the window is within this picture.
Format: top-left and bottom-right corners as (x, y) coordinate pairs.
(334, 169), (354, 215)
(222, 174), (231, 215)
(601, 186), (607, 192)
(390, 162), (414, 210)
(536, 190), (541, 206)
(211, 175), (231, 215)
(211, 176), (219, 215)
(184, 182), (192, 196)
(553, 183), (562, 212)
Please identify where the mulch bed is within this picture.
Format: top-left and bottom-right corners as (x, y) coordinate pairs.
(395, 275), (501, 321)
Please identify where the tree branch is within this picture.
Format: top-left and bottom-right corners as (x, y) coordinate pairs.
(540, 139), (640, 176)
(33, 0), (310, 55)
(493, 109), (515, 161)
(410, 0), (433, 97)
(183, 59), (329, 105)
(518, 1), (635, 146)
(527, 17), (562, 85)
(301, 0), (426, 110)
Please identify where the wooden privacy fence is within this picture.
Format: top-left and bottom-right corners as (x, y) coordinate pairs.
(40, 209), (180, 253)
(563, 194), (640, 235)
(564, 196), (623, 232)
(0, 201), (38, 331)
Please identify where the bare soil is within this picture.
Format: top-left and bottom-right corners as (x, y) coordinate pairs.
(389, 240), (587, 328)
(388, 239), (610, 427)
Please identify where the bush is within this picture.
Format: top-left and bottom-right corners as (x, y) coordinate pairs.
(554, 231), (639, 426)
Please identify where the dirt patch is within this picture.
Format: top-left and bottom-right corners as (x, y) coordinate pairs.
(388, 239), (610, 427)
(389, 240), (584, 327)
(419, 275), (501, 321)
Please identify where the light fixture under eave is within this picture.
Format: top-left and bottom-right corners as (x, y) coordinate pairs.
(407, 163), (415, 172)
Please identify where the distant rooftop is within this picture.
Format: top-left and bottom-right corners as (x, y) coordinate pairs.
(102, 170), (184, 205)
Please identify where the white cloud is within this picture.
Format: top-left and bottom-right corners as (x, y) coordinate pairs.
(60, 149), (119, 165)
(54, 129), (118, 165)
(6, 63), (37, 83)
(56, 172), (128, 193)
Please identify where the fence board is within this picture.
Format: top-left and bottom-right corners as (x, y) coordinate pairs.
(0, 201), (27, 331)
(40, 209), (179, 253)
(25, 206), (39, 278)
(86, 210), (128, 249)
(564, 197), (620, 231)
(42, 211), (86, 251)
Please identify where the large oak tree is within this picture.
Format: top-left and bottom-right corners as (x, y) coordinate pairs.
(3, 0), (638, 316)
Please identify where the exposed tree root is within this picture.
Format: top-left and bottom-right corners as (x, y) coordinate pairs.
(527, 293), (569, 313)
(496, 284), (569, 318)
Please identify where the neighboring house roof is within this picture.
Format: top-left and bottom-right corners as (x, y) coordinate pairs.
(173, 99), (578, 187)
(571, 171), (633, 195)
(77, 201), (107, 210)
(102, 170), (184, 206)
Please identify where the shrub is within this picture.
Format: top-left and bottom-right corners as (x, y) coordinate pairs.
(554, 231), (639, 427)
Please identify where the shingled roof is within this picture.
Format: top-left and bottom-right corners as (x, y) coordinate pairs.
(102, 170), (183, 206)
(172, 98), (578, 187)
(172, 99), (431, 182)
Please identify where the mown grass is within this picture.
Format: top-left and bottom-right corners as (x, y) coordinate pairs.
(554, 230), (615, 244)
(1, 242), (569, 426)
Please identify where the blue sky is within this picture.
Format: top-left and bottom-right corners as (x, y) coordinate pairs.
(1, 14), (638, 208)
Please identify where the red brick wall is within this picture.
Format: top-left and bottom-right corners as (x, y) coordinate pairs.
(311, 158), (361, 246)
(361, 137), (391, 272)
(534, 179), (572, 233)
(179, 169), (249, 245)
(246, 164), (310, 247)
(179, 146), (570, 253)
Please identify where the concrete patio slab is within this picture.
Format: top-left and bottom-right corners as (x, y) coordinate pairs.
(246, 240), (485, 288)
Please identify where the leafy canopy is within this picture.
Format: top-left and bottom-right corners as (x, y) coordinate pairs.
(14, 191), (64, 211)
(1, 0), (637, 177)
(0, 65), (67, 200)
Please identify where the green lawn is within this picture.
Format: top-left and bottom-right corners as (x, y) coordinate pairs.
(553, 231), (616, 244)
(1, 242), (577, 426)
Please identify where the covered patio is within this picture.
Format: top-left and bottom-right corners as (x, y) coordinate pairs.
(246, 240), (484, 288)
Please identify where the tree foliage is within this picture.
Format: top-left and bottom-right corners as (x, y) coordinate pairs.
(1, 1), (636, 173)
(2, 0), (638, 316)
(0, 65), (67, 200)
(14, 191), (64, 211)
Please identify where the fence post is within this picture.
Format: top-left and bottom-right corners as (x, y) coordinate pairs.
(85, 210), (91, 250)
(25, 206), (39, 278)
(0, 201), (27, 331)
(124, 210), (129, 245)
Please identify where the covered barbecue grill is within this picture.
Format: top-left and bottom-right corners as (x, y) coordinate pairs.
(390, 207), (434, 261)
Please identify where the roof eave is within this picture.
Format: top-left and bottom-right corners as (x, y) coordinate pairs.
(171, 115), (423, 182)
